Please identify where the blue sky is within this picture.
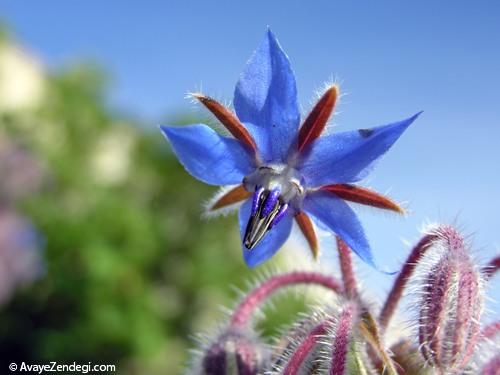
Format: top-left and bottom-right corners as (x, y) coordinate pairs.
(2, 1), (500, 306)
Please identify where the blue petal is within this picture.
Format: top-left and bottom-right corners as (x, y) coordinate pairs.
(160, 124), (255, 186)
(238, 198), (293, 268)
(303, 191), (380, 270)
(234, 29), (300, 163)
(297, 112), (421, 187)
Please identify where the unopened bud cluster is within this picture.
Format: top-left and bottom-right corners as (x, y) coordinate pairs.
(188, 225), (499, 374)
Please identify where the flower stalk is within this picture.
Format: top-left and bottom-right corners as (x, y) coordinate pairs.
(336, 237), (358, 299)
(230, 271), (343, 327)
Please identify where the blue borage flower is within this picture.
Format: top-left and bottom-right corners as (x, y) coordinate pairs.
(161, 30), (421, 269)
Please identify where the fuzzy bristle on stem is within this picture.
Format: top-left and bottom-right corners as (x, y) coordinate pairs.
(322, 184), (405, 214)
(192, 93), (258, 151)
(295, 212), (319, 259)
(211, 184), (252, 210)
(297, 85), (338, 153)
(230, 272), (343, 327)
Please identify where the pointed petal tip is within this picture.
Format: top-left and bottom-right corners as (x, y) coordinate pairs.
(380, 267), (399, 275)
(357, 247), (398, 274)
(389, 110), (423, 134)
(159, 124), (172, 137)
(263, 27), (286, 58)
(243, 251), (262, 268)
(361, 252), (397, 274)
(406, 110), (423, 125)
(242, 243), (274, 268)
(234, 28), (299, 162)
(265, 26), (276, 39)
(159, 125), (187, 140)
(360, 253), (397, 275)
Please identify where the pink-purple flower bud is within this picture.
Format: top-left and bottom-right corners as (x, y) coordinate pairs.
(196, 326), (270, 375)
(417, 226), (483, 372)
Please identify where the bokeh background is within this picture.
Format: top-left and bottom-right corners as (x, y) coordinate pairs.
(0, 1), (499, 374)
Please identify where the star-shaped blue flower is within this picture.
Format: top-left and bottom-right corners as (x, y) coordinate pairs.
(161, 30), (420, 269)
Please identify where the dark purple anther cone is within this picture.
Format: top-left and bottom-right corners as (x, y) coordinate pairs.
(251, 186), (264, 216)
(270, 204), (288, 228)
(261, 188), (280, 217)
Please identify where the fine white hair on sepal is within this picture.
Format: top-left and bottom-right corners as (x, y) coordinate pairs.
(202, 185), (246, 219)
(185, 82), (204, 103)
(186, 88), (231, 110)
(303, 77), (346, 137)
(339, 189), (408, 220)
(185, 90), (234, 137)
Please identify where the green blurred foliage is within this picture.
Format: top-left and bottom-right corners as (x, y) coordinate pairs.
(0, 59), (309, 373)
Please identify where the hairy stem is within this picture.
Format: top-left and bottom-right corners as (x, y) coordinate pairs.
(284, 320), (330, 375)
(336, 237), (358, 299)
(481, 321), (500, 340)
(230, 271), (343, 327)
(379, 233), (438, 331)
(330, 303), (357, 375)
